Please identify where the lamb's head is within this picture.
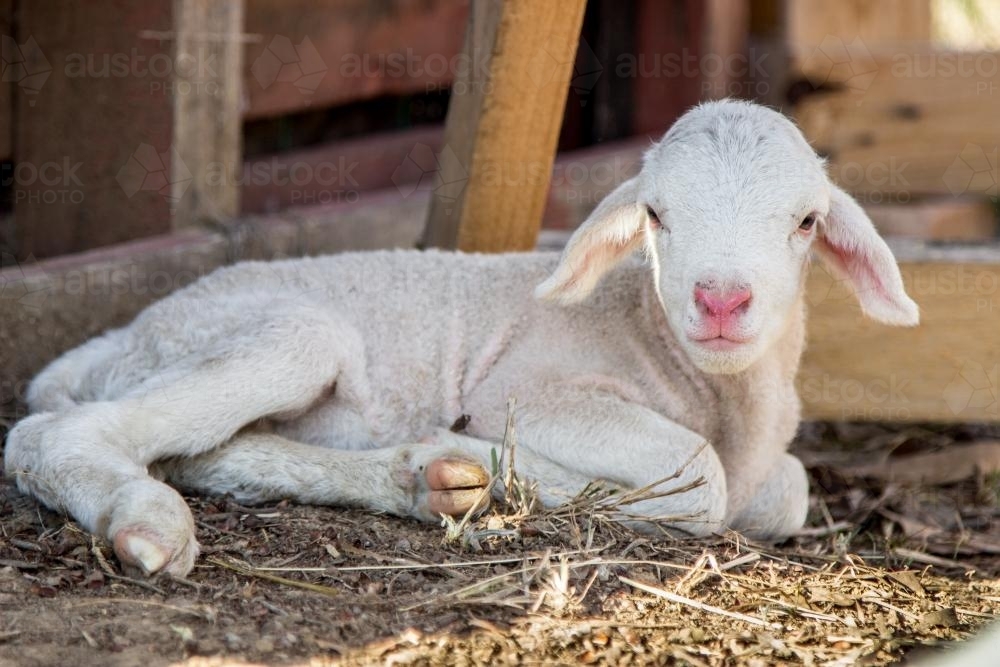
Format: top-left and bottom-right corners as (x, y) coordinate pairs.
(536, 100), (918, 375)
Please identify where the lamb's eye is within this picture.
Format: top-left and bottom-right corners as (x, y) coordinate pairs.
(799, 214), (817, 232)
(646, 205), (661, 228)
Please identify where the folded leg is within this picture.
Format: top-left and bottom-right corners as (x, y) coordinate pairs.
(5, 308), (366, 575)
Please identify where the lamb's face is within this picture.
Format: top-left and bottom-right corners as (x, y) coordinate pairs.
(536, 101), (919, 376)
(639, 128), (830, 374)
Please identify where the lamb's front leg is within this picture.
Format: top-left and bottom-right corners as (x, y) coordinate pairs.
(154, 433), (494, 521)
(726, 453), (808, 540)
(465, 385), (730, 536)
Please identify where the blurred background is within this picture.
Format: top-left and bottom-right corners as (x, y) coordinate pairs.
(1, 0), (997, 260)
(0, 0), (998, 420)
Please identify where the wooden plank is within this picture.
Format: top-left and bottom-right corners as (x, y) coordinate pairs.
(785, 0), (930, 54)
(422, 0), (587, 252)
(867, 199), (997, 240)
(13, 3), (176, 260)
(749, 0), (931, 106)
(0, 0), (13, 161)
(172, 0), (244, 225)
(12, 1), (245, 261)
(702, 0), (751, 100)
(243, 0), (467, 120)
(632, 0), (708, 136)
(795, 51), (1000, 197)
(801, 242), (1000, 422)
(241, 125), (444, 214)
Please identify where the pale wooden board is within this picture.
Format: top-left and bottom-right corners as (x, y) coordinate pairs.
(748, 0), (931, 107)
(423, 0), (588, 252)
(785, 0), (931, 52)
(866, 198), (997, 240)
(801, 243), (1000, 423)
(794, 51), (1000, 197)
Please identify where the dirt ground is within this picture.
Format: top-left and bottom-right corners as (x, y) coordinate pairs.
(2, 422), (1000, 667)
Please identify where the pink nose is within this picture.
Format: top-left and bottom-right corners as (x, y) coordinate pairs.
(694, 285), (752, 319)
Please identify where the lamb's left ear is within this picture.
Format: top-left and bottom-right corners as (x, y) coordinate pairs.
(815, 185), (919, 326)
(535, 177), (649, 303)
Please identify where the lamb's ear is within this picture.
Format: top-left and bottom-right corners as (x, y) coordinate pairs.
(814, 185), (919, 326)
(535, 177), (649, 303)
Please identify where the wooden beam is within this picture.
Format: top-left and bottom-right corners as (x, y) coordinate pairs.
(422, 0), (587, 252)
(172, 0), (244, 225)
(243, 0), (468, 120)
(866, 199), (997, 241)
(801, 242), (1000, 423)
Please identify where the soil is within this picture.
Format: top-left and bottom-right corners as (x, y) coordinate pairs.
(2, 422), (999, 666)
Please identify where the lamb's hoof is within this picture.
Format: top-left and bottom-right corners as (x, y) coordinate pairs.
(424, 457), (491, 516)
(112, 525), (200, 577)
(106, 479), (199, 577)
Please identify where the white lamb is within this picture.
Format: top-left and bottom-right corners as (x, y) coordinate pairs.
(4, 100), (918, 577)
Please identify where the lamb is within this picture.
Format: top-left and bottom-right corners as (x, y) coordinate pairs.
(3, 100), (919, 577)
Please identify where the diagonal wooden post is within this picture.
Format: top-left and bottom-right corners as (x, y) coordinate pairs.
(422, 0), (587, 252)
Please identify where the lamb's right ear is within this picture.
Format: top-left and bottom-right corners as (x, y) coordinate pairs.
(535, 177), (649, 303)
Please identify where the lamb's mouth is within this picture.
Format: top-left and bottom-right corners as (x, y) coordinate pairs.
(688, 335), (752, 351)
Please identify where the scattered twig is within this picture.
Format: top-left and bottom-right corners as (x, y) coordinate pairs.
(207, 557), (339, 598)
(620, 575), (780, 629)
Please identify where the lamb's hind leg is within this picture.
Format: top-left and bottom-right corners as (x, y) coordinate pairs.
(4, 309), (366, 576)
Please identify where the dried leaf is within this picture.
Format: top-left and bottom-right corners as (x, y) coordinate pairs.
(888, 571), (925, 597)
(918, 608), (959, 630)
(849, 441), (1000, 485)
